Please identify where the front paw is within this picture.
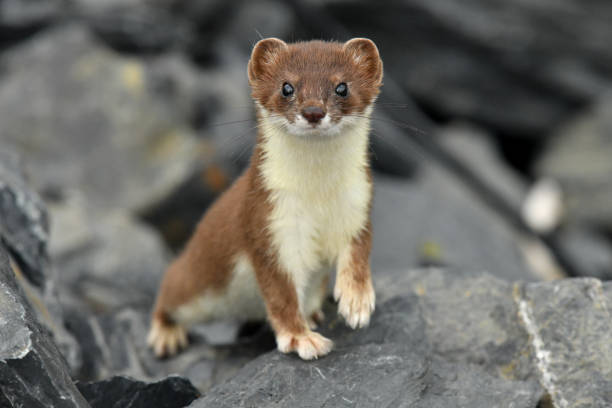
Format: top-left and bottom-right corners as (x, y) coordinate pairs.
(276, 330), (333, 360)
(334, 278), (375, 329)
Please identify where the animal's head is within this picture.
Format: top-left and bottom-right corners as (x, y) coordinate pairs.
(248, 38), (383, 137)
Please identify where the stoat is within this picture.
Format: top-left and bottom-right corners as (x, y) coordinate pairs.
(148, 37), (383, 360)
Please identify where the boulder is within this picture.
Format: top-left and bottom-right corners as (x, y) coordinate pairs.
(0, 245), (89, 408)
(371, 170), (537, 282)
(517, 278), (612, 407)
(62, 305), (275, 388)
(437, 123), (528, 213)
(74, 1), (191, 54)
(77, 375), (200, 408)
(0, 0), (63, 49)
(0, 148), (82, 372)
(554, 227), (612, 281)
(535, 93), (612, 229)
(192, 268), (546, 407)
(0, 150), (50, 287)
(48, 197), (171, 314)
(192, 266), (612, 407)
(0, 24), (212, 216)
(190, 343), (541, 408)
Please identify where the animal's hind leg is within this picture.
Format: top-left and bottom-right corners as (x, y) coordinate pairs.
(147, 309), (188, 358)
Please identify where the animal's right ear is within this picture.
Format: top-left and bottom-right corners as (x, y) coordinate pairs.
(248, 38), (287, 83)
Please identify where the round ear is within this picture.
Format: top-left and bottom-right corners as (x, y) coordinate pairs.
(343, 38), (383, 84)
(248, 38), (288, 83)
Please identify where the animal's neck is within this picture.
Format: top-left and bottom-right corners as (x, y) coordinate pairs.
(255, 112), (372, 193)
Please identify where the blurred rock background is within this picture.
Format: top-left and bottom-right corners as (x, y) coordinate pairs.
(1, 0), (612, 407)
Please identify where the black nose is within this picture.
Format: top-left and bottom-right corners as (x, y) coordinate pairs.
(302, 106), (326, 124)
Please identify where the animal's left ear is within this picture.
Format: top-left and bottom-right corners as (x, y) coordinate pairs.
(248, 38), (287, 84)
(343, 38), (383, 84)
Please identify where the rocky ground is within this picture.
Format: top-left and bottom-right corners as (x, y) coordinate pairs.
(2, 1), (612, 407)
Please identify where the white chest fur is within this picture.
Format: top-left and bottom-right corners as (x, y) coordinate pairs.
(258, 111), (372, 306)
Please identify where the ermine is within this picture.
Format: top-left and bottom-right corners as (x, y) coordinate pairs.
(147, 37), (383, 360)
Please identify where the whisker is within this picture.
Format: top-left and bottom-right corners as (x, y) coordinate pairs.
(209, 118), (256, 127)
(359, 115), (429, 137)
(345, 116), (428, 163)
(209, 113), (286, 128)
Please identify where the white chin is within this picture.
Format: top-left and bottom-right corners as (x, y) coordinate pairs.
(285, 116), (343, 137)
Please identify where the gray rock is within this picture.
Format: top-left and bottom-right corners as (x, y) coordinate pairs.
(188, 267), (612, 407)
(49, 199), (171, 314)
(322, 2), (573, 137)
(77, 375), (200, 408)
(191, 342), (541, 408)
(63, 305), (274, 389)
(0, 0), (63, 30)
(536, 94), (612, 229)
(218, 0), (296, 54)
(371, 169), (537, 282)
(398, 269), (535, 381)
(397, 0), (612, 103)
(198, 268), (544, 407)
(361, 269), (535, 382)
(437, 123), (528, 213)
(0, 24), (211, 216)
(554, 227), (612, 280)
(75, 2), (191, 53)
(0, 244), (89, 408)
(0, 148), (83, 373)
(516, 278), (612, 408)
(0, 150), (50, 287)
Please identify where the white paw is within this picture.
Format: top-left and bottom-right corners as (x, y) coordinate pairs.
(147, 318), (188, 358)
(334, 278), (375, 329)
(276, 330), (333, 360)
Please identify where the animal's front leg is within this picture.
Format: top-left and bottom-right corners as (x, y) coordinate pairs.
(251, 253), (333, 360)
(334, 224), (375, 329)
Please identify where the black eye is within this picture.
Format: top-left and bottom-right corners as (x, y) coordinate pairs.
(282, 82), (294, 97)
(335, 82), (348, 97)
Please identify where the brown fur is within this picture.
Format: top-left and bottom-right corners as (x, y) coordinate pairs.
(149, 38), (382, 358)
(249, 39), (382, 124)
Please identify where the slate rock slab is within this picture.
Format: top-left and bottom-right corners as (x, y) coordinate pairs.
(77, 375), (200, 408)
(190, 343), (541, 408)
(0, 245), (89, 408)
(517, 278), (612, 407)
(371, 169), (536, 282)
(190, 267), (612, 407)
(63, 304), (275, 389)
(190, 269), (543, 407)
(0, 148), (84, 373)
(0, 150), (50, 287)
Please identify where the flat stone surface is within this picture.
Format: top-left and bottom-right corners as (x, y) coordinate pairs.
(186, 268), (612, 407)
(190, 343), (541, 408)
